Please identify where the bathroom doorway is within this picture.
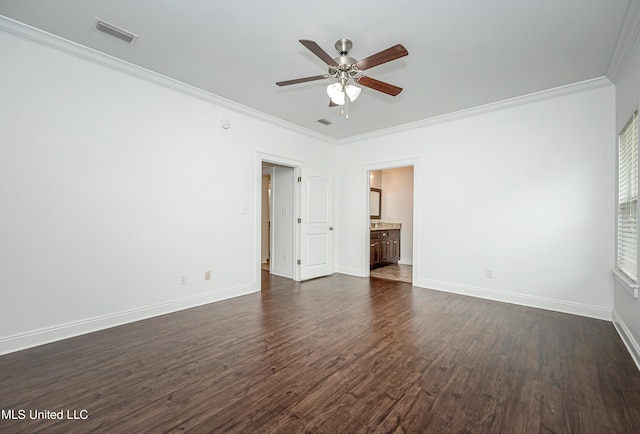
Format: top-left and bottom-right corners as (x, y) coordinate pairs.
(368, 165), (414, 284)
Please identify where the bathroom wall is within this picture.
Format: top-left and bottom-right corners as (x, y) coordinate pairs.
(380, 167), (414, 265)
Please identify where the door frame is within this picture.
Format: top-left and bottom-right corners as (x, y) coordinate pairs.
(256, 153), (303, 285)
(363, 158), (420, 283)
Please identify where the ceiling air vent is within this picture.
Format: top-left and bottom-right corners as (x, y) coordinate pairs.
(93, 18), (138, 45)
(316, 119), (332, 125)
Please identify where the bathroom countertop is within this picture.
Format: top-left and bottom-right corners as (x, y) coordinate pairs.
(370, 222), (402, 230)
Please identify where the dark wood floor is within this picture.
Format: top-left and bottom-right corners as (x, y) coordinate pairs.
(1, 273), (639, 433)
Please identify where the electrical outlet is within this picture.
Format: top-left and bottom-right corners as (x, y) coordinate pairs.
(180, 274), (188, 285)
(485, 269), (494, 279)
(205, 271), (211, 280)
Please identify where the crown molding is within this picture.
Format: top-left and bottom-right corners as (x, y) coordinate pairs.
(337, 77), (613, 145)
(0, 15), (336, 145)
(607, 0), (640, 83)
(0, 14), (616, 148)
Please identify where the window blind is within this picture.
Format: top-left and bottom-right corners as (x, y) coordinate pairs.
(617, 110), (638, 282)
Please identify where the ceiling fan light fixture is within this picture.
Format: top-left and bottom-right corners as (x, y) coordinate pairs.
(276, 39), (409, 113)
(277, 38), (408, 120)
(344, 84), (361, 102)
(327, 83), (345, 105)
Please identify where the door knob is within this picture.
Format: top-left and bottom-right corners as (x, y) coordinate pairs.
(329, 227), (334, 230)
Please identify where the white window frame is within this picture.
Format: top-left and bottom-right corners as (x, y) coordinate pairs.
(615, 108), (640, 298)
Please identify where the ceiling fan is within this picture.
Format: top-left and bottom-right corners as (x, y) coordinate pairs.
(276, 39), (408, 112)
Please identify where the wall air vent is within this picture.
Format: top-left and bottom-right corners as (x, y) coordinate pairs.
(317, 119), (332, 125)
(93, 18), (138, 45)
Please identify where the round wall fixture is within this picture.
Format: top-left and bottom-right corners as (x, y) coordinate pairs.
(220, 118), (230, 129)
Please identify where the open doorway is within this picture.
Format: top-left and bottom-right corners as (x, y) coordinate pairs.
(368, 166), (414, 284)
(261, 162), (295, 279)
(256, 154), (334, 287)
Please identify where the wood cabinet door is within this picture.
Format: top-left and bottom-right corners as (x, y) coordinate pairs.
(370, 240), (380, 265)
(380, 240), (391, 262)
(391, 238), (400, 261)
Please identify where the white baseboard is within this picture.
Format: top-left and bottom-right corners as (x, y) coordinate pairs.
(612, 310), (640, 372)
(335, 266), (367, 277)
(0, 283), (258, 356)
(270, 269), (293, 279)
(414, 278), (612, 321)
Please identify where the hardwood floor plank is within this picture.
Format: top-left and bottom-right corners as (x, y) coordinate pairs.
(1, 272), (639, 433)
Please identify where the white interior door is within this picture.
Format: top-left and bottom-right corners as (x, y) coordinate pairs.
(300, 168), (333, 280)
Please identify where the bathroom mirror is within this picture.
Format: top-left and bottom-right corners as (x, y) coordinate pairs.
(370, 188), (381, 219)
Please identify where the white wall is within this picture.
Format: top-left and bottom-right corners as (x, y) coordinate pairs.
(0, 29), (336, 354)
(337, 82), (616, 320)
(613, 25), (640, 367)
(270, 166), (294, 278)
(381, 167), (414, 265)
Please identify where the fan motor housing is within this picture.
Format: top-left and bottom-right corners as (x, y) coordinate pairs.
(333, 38), (357, 71)
(331, 39), (357, 71)
(335, 38), (352, 55)
(332, 55), (357, 68)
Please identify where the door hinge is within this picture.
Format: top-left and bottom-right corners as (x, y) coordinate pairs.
(297, 176), (302, 182)
(297, 259), (301, 265)
(297, 218), (301, 223)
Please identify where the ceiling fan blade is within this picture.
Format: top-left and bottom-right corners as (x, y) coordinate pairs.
(329, 99), (338, 107)
(356, 76), (403, 96)
(276, 75), (327, 86)
(354, 44), (408, 71)
(299, 40), (339, 67)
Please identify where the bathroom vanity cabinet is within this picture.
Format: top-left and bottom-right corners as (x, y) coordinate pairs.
(370, 229), (400, 269)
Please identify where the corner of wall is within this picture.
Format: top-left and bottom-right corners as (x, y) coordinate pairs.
(607, 0), (640, 82)
(612, 310), (640, 372)
(414, 277), (613, 321)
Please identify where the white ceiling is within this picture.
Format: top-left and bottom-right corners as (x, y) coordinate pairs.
(0, 0), (633, 140)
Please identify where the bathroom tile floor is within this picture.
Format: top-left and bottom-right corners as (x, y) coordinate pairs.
(369, 264), (413, 284)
